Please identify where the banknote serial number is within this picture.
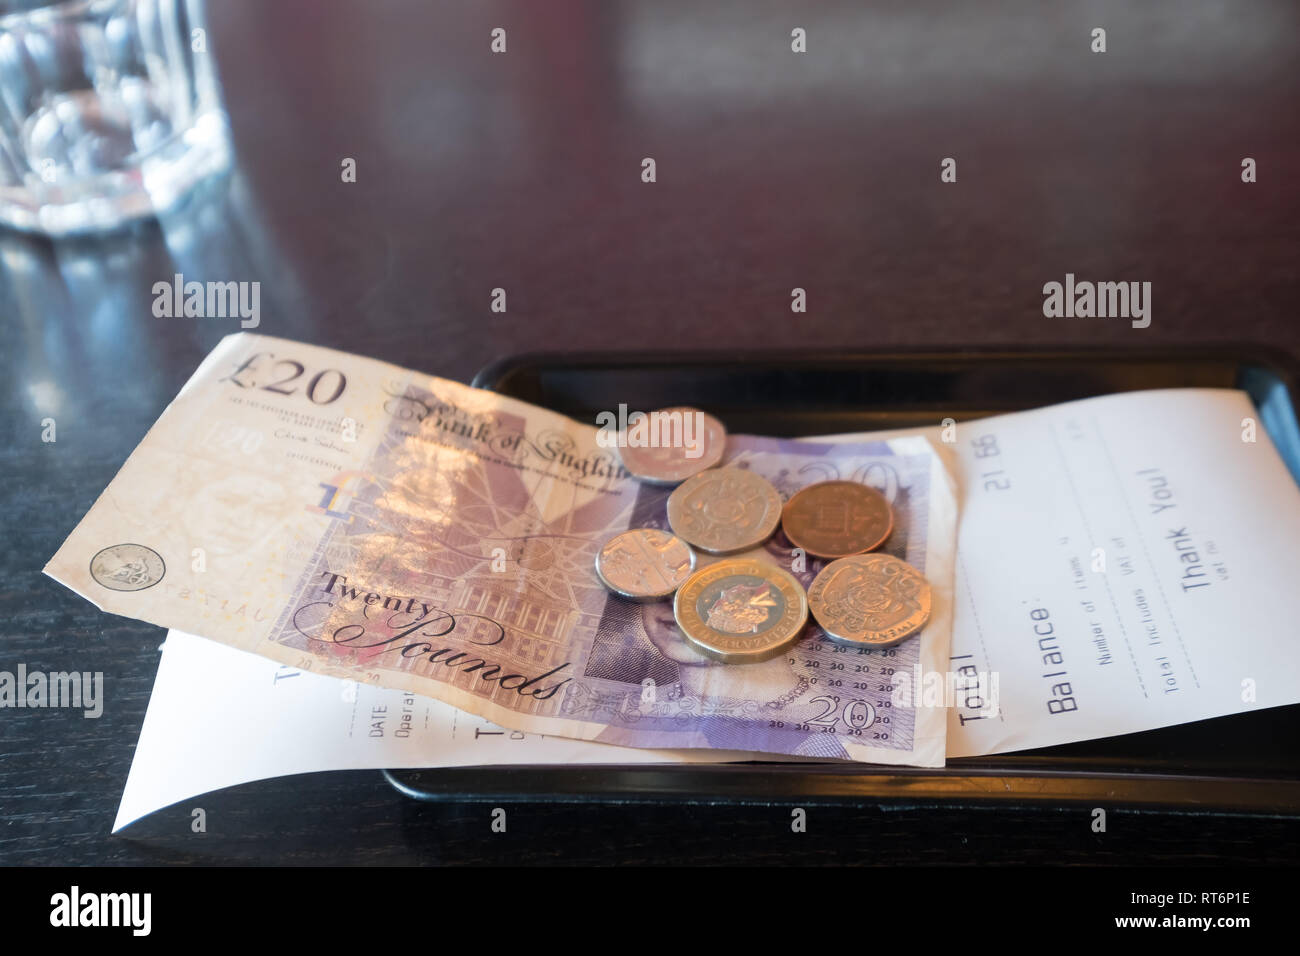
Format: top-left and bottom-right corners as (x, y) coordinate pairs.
(971, 433), (1011, 492)
(220, 352), (348, 405)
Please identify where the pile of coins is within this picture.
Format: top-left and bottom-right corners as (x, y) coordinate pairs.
(594, 407), (934, 665)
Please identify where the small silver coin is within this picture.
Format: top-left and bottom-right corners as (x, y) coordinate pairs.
(595, 528), (696, 601)
(616, 406), (727, 486)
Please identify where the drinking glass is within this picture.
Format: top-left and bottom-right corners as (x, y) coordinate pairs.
(0, 0), (230, 236)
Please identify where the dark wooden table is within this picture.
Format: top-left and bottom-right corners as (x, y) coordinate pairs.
(1, 0), (1297, 866)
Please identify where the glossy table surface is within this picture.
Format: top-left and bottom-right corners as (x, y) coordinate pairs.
(1, 0), (1297, 864)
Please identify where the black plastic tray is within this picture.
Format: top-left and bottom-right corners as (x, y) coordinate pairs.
(386, 346), (1300, 814)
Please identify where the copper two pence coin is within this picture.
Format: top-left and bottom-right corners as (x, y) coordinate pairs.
(781, 480), (893, 559)
(667, 467), (783, 555)
(616, 407), (727, 486)
(807, 553), (931, 647)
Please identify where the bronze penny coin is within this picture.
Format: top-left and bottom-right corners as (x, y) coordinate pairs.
(781, 480), (893, 559)
(807, 553), (931, 647)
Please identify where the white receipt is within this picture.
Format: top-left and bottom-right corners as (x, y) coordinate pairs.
(113, 631), (756, 831)
(943, 388), (1300, 755)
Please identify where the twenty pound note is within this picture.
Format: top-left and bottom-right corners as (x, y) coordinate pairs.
(46, 334), (957, 766)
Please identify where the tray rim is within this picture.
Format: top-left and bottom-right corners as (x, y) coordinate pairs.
(389, 344), (1300, 814)
(470, 342), (1300, 391)
(384, 764), (1300, 815)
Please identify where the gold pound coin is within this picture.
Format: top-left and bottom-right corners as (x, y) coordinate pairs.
(673, 558), (809, 664)
(666, 467), (782, 555)
(781, 480), (893, 559)
(807, 553), (931, 647)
